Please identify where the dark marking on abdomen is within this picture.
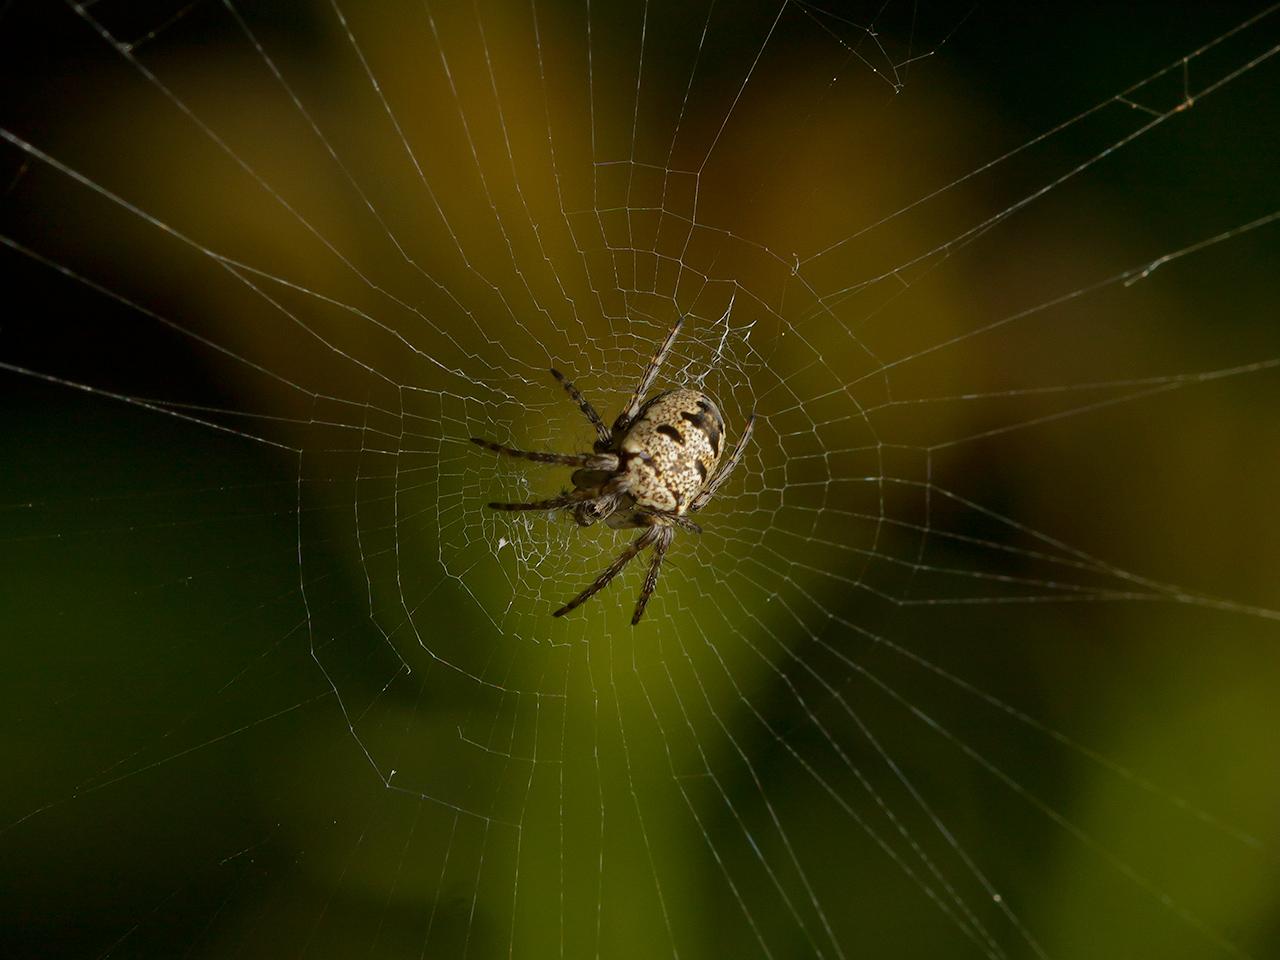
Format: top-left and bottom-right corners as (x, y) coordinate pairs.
(694, 458), (708, 482)
(681, 409), (722, 456)
(657, 424), (684, 444)
(697, 398), (725, 433)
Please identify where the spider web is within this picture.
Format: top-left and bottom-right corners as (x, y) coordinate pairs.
(2, 1), (1279, 957)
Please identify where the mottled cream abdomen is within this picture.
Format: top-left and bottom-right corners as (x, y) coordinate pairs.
(621, 388), (724, 514)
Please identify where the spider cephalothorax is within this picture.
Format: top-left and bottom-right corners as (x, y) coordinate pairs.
(471, 317), (754, 624)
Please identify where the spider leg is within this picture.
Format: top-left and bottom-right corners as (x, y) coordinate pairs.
(690, 412), (754, 512)
(613, 315), (685, 434)
(471, 437), (618, 470)
(487, 492), (590, 512)
(635, 508), (701, 535)
(631, 525), (674, 625)
(553, 526), (660, 618)
(550, 369), (611, 445)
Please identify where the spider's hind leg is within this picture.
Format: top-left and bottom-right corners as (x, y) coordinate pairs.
(690, 412), (755, 513)
(614, 315), (686, 434)
(636, 509), (701, 535)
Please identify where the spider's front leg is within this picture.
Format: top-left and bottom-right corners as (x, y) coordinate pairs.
(487, 491), (591, 512)
(551, 521), (676, 625)
(631, 524), (674, 625)
(470, 437), (618, 470)
(553, 525), (661, 620)
(550, 368), (611, 446)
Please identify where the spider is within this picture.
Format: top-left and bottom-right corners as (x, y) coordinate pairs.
(471, 316), (754, 625)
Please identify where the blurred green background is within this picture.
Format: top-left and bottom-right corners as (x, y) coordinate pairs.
(2, 2), (1278, 957)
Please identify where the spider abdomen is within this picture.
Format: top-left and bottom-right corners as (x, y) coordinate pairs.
(620, 388), (724, 514)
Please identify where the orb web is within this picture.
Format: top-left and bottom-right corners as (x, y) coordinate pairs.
(2, 2), (1278, 958)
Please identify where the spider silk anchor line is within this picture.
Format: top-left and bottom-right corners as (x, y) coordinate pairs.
(471, 316), (754, 624)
